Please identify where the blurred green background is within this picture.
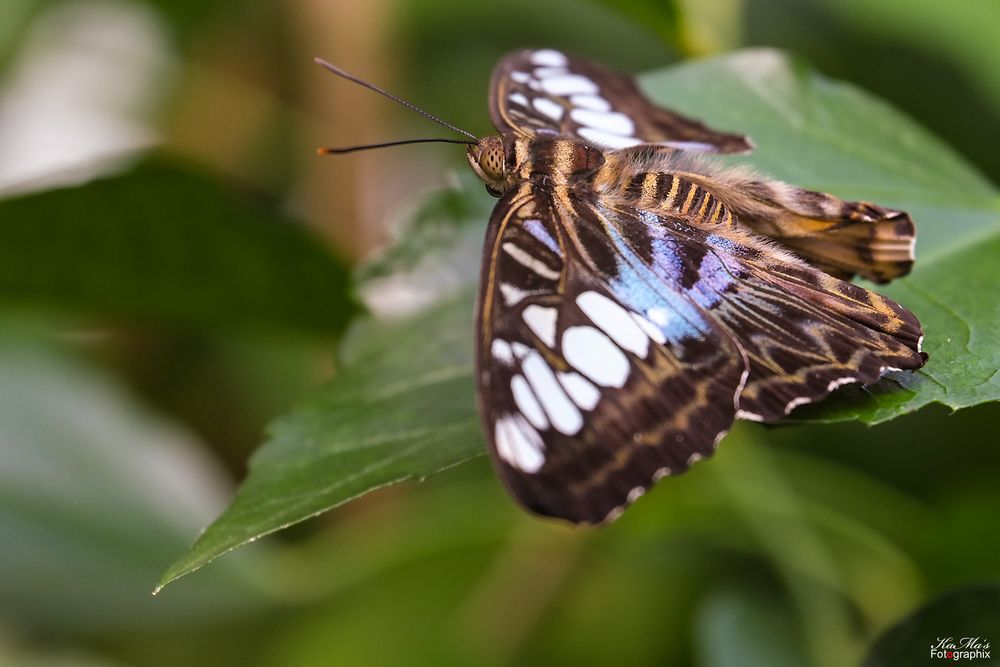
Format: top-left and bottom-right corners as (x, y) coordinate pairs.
(1, 0), (998, 666)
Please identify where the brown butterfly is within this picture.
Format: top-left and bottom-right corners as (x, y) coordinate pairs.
(318, 49), (926, 525)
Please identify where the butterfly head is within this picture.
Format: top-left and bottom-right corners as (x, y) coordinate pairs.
(467, 136), (512, 197)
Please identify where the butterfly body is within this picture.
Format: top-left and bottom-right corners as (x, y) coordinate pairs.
(463, 50), (926, 524)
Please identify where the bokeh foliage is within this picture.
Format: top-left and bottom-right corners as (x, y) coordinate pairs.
(158, 49), (1000, 596)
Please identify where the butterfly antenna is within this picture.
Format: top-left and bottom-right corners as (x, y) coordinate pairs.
(314, 57), (478, 142)
(317, 138), (476, 155)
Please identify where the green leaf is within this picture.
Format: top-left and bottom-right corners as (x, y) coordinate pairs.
(155, 291), (482, 591)
(160, 48), (1000, 587)
(0, 156), (358, 335)
(816, 0), (1000, 120)
(0, 336), (270, 630)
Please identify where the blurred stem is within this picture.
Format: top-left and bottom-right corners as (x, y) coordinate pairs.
(290, 0), (391, 261)
(161, 0), (297, 190)
(676, 0), (744, 56)
(0, 0), (35, 69)
(164, 61), (280, 185)
(451, 522), (591, 665)
(714, 431), (859, 667)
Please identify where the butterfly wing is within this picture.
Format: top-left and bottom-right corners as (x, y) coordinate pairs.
(644, 218), (926, 420)
(477, 186), (924, 523)
(587, 196), (924, 421)
(489, 49), (752, 153)
(659, 161), (917, 283)
(477, 187), (746, 523)
(476, 185), (747, 523)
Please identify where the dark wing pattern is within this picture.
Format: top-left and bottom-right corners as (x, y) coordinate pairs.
(636, 214), (926, 421)
(489, 49), (752, 153)
(476, 186), (924, 523)
(476, 185), (747, 523)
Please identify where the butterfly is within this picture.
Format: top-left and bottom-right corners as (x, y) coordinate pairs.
(463, 49), (926, 523)
(315, 49), (927, 525)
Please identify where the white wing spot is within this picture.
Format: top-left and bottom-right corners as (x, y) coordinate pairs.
(785, 396), (812, 413)
(576, 291), (649, 357)
(577, 127), (641, 149)
(653, 467), (671, 482)
(539, 74), (599, 96)
(502, 242), (560, 280)
(735, 409), (763, 422)
(494, 414), (545, 473)
(713, 429), (728, 448)
(735, 368), (749, 411)
(491, 339), (515, 365)
(494, 419), (514, 464)
(508, 92), (529, 107)
(827, 377), (857, 392)
(512, 342), (531, 358)
(522, 351), (583, 435)
(630, 312), (666, 345)
(570, 94), (611, 112)
(522, 304), (558, 347)
(510, 71), (531, 84)
(656, 140), (716, 152)
(646, 307), (671, 326)
(570, 109), (635, 136)
(511, 374), (549, 430)
(626, 486), (645, 503)
(562, 325), (630, 388)
(533, 66), (569, 78)
(557, 372), (600, 411)
(687, 453), (703, 466)
(499, 282), (528, 306)
(531, 49), (569, 67)
(532, 96), (564, 121)
(603, 506), (625, 523)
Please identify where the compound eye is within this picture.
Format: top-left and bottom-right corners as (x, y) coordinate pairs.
(478, 145), (505, 181)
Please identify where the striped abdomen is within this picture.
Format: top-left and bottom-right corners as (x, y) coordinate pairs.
(600, 170), (735, 227)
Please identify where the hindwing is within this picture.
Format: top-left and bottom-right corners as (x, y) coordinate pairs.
(489, 49), (753, 153)
(647, 215), (926, 420)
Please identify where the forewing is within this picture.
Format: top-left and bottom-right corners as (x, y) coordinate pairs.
(489, 49), (752, 153)
(476, 186), (747, 524)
